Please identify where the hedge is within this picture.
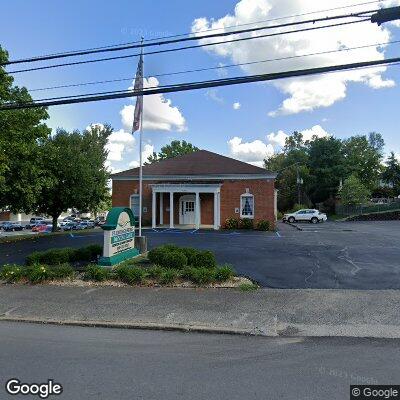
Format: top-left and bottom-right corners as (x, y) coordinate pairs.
(26, 244), (103, 266)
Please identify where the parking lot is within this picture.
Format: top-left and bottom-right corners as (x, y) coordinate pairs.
(0, 220), (399, 289)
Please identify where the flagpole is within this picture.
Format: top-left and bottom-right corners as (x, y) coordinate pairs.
(138, 36), (144, 238)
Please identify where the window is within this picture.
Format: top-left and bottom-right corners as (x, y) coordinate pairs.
(130, 194), (140, 218)
(240, 193), (254, 219)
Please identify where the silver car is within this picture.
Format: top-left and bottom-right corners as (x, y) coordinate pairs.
(283, 209), (327, 224)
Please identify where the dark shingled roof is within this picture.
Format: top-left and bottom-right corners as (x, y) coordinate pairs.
(111, 150), (274, 178)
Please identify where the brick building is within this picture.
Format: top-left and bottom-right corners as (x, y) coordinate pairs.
(111, 150), (277, 230)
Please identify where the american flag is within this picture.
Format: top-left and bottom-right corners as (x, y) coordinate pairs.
(132, 53), (143, 133)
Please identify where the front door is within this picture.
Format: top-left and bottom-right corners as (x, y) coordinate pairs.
(182, 200), (195, 225)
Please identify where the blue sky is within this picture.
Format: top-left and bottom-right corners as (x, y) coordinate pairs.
(1, 0), (400, 172)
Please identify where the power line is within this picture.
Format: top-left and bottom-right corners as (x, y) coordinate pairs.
(2, 9), (376, 66)
(28, 39), (400, 93)
(7, 19), (369, 74)
(2, 55), (399, 110)
(3, 0), (386, 65)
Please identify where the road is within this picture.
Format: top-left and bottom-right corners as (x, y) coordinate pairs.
(1, 221), (400, 289)
(0, 322), (399, 400)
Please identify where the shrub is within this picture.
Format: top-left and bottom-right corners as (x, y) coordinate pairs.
(277, 211), (283, 220)
(180, 266), (196, 281)
(148, 246), (167, 265)
(256, 220), (270, 231)
(26, 245), (102, 266)
(161, 251), (187, 269)
(189, 267), (216, 285)
(0, 264), (26, 283)
(159, 268), (178, 284)
(123, 267), (146, 285)
(238, 283), (258, 291)
(224, 217), (239, 230)
(50, 263), (74, 280)
(215, 265), (235, 282)
(84, 265), (110, 282)
(239, 218), (254, 230)
(180, 247), (200, 266)
(26, 264), (52, 283)
(147, 266), (164, 280)
(191, 250), (216, 269)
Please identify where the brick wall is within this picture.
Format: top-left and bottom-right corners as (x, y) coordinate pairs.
(112, 178), (275, 227)
(220, 179), (275, 227)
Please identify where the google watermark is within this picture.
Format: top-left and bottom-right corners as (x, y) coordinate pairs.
(5, 378), (63, 399)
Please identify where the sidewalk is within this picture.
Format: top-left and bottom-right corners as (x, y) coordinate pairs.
(1, 285), (399, 338)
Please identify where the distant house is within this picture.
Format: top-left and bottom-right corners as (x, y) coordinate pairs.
(111, 150), (277, 230)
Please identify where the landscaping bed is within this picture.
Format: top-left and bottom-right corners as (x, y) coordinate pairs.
(0, 244), (254, 289)
(345, 210), (400, 221)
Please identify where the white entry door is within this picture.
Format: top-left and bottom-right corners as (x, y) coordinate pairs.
(182, 200), (195, 225)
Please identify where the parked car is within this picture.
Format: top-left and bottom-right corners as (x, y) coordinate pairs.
(283, 209), (327, 224)
(2, 222), (24, 231)
(0, 221), (8, 230)
(61, 222), (76, 231)
(27, 220), (47, 230)
(77, 221), (90, 229)
(33, 224), (55, 233)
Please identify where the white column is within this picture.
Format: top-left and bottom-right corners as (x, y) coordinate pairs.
(213, 191), (218, 230)
(152, 190), (156, 229)
(169, 192), (174, 228)
(159, 193), (163, 225)
(217, 191), (221, 228)
(195, 192), (200, 229)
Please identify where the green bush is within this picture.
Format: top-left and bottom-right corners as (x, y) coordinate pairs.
(0, 264), (26, 283)
(238, 283), (258, 291)
(147, 265), (164, 280)
(26, 264), (52, 283)
(277, 211), (283, 220)
(115, 265), (146, 284)
(189, 267), (216, 285)
(26, 245), (103, 266)
(84, 265), (110, 282)
(256, 220), (270, 231)
(180, 266), (196, 281)
(215, 265), (235, 282)
(290, 204), (309, 213)
(180, 247), (200, 266)
(239, 218), (254, 230)
(159, 268), (178, 284)
(161, 251), (187, 269)
(191, 250), (216, 269)
(148, 246), (167, 265)
(50, 263), (74, 280)
(224, 217), (239, 230)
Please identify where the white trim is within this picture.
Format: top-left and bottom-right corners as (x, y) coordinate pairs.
(240, 193), (255, 219)
(169, 192), (174, 229)
(151, 183), (221, 194)
(112, 174), (276, 181)
(178, 195), (196, 225)
(195, 192), (200, 229)
(159, 193), (163, 225)
(152, 191), (156, 229)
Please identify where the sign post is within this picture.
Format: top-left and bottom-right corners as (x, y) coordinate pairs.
(98, 207), (139, 266)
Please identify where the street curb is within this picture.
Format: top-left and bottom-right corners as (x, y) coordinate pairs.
(0, 316), (258, 337)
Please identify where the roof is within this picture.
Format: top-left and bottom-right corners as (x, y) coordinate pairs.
(111, 150), (275, 179)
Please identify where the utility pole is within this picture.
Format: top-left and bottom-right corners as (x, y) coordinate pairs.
(371, 6), (400, 26)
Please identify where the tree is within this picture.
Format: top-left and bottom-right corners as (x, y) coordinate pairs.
(35, 125), (111, 231)
(146, 140), (199, 164)
(0, 46), (51, 212)
(341, 134), (384, 190)
(339, 174), (371, 205)
(382, 152), (400, 194)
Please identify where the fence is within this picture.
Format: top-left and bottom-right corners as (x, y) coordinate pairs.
(336, 199), (400, 216)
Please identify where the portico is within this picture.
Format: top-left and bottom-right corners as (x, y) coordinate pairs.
(150, 183), (221, 230)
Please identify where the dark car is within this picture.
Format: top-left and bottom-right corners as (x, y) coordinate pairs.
(3, 222), (24, 231)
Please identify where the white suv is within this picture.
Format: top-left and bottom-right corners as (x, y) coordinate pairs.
(283, 209), (327, 224)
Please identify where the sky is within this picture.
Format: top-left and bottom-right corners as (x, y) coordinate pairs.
(1, 0), (400, 173)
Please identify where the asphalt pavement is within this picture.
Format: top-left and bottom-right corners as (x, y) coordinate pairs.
(0, 321), (399, 400)
(1, 221), (400, 289)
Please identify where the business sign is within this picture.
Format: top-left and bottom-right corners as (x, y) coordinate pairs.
(98, 207), (139, 266)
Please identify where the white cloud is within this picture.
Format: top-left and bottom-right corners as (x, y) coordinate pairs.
(233, 102), (241, 110)
(267, 130), (288, 147)
(205, 88), (224, 103)
(192, 0), (396, 115)
(228, 136), (274, 164)
(105, 160), (121, 174)
(120, 77), (186, 132)
(267, 124), (330, 149)
(128, 144), (155, 169)
(300, 125), (330, 141)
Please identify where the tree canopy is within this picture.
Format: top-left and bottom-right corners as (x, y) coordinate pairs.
(146, 140), (199, 164)
(36, 125), (111, 230)
(0, 45), (51, 212)
(265, 131), (389, 212)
